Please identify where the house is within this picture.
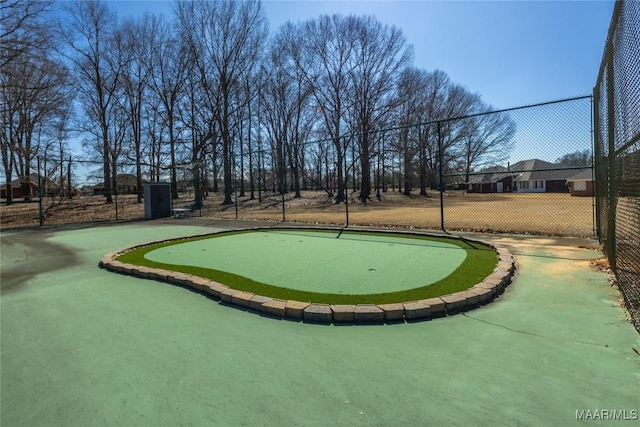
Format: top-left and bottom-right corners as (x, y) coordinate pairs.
(1, 174), (40, 199)
(566, 169), (595, 197)
(467, 166), (515, 193)
(467, 159), (592, 194)
(93, 174), (142, 195)
(511, 159), (577, 193)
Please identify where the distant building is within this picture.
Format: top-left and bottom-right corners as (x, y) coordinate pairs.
(566, 169), (595, 197)
(0, 173), (73, 199)
(512, 159), (579, 193)
(467, 159), (591, 194)
(467, 166), (514, 193)
(93, 174), (143, 195)
(1, 174), (40, 199)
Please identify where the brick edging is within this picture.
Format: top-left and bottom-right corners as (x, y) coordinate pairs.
(99, 228), (516, 324)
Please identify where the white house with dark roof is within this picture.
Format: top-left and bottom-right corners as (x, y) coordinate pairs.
(467, 166), (515, 193)
(467, 159), (591, 194)
(511, 159), (578, 193)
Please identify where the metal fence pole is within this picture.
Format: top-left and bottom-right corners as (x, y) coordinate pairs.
(279, 145), (285, 222)
(233, 155), (239, 220)
(604, 30), (617, 271)
(37, 156), (43, 226)
(114, 183), (119, 221)
(592, 90), (603, 241)
(344, 137), (350, 228)
(438, 121), (445, 233)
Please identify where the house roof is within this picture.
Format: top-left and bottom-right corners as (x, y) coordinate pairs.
(467, 166), (515, 184)
(510, 159), (583, 182)
(566, 168), (594, 182)
(467, 159), (593, 184)
(1, 174), (42, 189)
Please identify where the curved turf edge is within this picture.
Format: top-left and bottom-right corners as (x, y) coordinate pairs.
(115, 228), (498, 305)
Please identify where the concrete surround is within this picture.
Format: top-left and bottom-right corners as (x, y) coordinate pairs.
(98, 228), (516, 324)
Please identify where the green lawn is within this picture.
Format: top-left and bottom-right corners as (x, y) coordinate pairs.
(117, 228), (498, 304)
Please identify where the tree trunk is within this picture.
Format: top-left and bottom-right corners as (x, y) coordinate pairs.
(102, 130), (112, 204)
(359, 133), (371, 203)
(403, 144), (412, 196)
(169, 118), (178, 200)
(67, 157), (73, 199)
(334, 138), (345, 204)
(419, 136), (428, 196)
(223, 139), (233, 204)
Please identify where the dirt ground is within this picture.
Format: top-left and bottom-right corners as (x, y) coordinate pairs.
(0, 189), (595, 237)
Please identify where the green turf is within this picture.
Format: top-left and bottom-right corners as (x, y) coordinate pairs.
(117, 228), (498, 304)
(2, 223), (638, 427)
(144, 230), (468, 293)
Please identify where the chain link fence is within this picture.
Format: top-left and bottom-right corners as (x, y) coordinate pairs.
(218, 96), (594, 238)
(441, 97), (593, 236)
(0, 160), (140, 228)
(1, 96), (594, 239)
(594, 0), (640, 332)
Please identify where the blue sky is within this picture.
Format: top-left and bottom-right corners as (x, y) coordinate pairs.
(108, 0), (615, 110)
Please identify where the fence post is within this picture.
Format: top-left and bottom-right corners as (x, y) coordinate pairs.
(193, 161), (203, 212)
(279, 145), (285, 222)
(344, 136), (350, 228)
(592, 88), (603, 241)
(604, 32), (617, 271)
(67, 156), (73, 200)
(233, 155), (239, 220)
(114, 181), (119, 221)
(37, 156), (44, 226)
(438, 121), (445, 233)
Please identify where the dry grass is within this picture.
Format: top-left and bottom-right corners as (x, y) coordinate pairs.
(590, 256), (611, 272)
(0, 194), (145, 229)
(203, 190), (594, 237)
(1, 189), (595, 237)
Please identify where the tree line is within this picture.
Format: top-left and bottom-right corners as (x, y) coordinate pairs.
(0, 0), (516, 205)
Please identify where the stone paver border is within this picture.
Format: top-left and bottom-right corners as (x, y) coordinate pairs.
(99, 227), (515, 324)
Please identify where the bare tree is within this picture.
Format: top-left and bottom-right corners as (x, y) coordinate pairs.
(556, 149), (591, 166)
(59, 0), (126, 204)
(177, 0), (268, 205)
(347, 15), (413, 203)
(118, 17), (151, 203)
(395, 68), (446, 195)
(261, 23), (316, 198)
(0, 40), (70, 201)
(294, 15), (358, 204)
(142, 13), (189, 200)
(395, 69), (420, 196)
(459, 105), (516, 183)
(0, 0), (60, 202)
(0, 0), (52, 69)
(393, 68), (488, 195)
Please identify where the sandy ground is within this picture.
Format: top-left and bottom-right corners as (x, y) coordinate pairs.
(0, 190), (594, 236)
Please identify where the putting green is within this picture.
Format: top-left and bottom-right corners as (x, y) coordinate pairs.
(143, 229), (467, 294)
(2, 223), (638, 427)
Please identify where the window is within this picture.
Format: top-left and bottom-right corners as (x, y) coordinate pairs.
(574, 181), (586, 191)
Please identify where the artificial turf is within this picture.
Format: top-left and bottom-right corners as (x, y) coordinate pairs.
(117, 228), (498, 304)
